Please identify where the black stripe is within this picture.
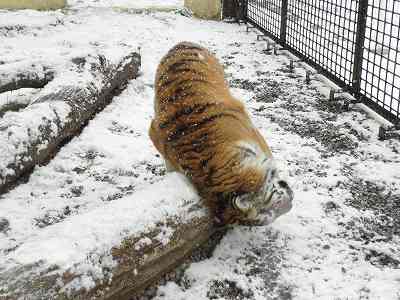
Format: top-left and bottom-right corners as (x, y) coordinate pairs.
(159, 91), (197, 110)
(161, 49), (203, 65)
(177, 131), (209, 146)
(173, 43), (204, 52)
(209, 157), (238, 183)
(200, 155), (213, 169)
(167, 113), (239, 142)
(166, 58), (206, 73)
(159, 67), (207, 90)
(174, 132), (210, 153)
(162, 79), (210, 103)
(159, 102), (214, 129)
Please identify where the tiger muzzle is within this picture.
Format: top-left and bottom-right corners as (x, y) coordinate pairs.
(238, 180), (294, 226)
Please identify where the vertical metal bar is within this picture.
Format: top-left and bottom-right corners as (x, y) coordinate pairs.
(237, 0), (248, 22)
(280, 0), (288, 46)
(244, 0), (248, 20)
(352, 0), (368, 100)
(222, 0), (235, 19)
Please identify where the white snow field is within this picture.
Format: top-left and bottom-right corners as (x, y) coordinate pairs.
(0, 1), (400, 299)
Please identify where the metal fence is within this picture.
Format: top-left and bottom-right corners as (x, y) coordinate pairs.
(241, 0), (400, 125)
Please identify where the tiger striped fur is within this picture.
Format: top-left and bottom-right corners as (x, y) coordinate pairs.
(149, 42), (293, 225)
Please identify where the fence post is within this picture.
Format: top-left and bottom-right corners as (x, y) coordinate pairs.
(222, 0), (235, 18)
(236, 0), (247, 21)
(352, 0), (369, 100)
(244, 0), (248, 20)
(280, 0), (288, 46)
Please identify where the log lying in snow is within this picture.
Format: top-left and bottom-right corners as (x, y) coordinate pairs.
(0, 62), (55, 94)
(0, 52), (141, 194)
(0, 173), (219, 300)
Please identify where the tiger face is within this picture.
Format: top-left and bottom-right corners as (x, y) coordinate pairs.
(149, 41), (293, 226)
(231, 158), (294, 226)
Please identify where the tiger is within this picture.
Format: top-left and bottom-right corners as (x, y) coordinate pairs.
(149, 41), (293, 225)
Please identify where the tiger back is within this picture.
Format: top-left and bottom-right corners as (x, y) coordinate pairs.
(149, 42), (293, 225)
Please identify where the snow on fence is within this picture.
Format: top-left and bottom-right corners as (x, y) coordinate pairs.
(237, 0), (400, 126)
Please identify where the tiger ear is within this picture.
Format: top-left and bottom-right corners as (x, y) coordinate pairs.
(232, 193), (252, 212)
(232, 193), (258, 221)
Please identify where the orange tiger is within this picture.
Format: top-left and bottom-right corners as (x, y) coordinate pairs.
(149, 41), (293, 225)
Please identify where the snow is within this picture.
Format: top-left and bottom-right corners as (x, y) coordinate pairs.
(0, 1), (400, 299)
(0, 88), (39, 109)
(5, 172), (201, 293)
(68, 0), (183, 9)
(0, 52), (128, 185)
(248, 0), (400, 118)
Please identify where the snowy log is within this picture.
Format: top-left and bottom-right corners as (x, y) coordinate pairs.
(0, 62), (55, 94)
(0, 52), (141, 194)
(0, 173), (218, 300)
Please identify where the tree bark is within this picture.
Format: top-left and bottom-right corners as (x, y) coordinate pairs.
(0, 62), (55, 93)
(0, 175), (222, 300)
(0, 52), (141, 195)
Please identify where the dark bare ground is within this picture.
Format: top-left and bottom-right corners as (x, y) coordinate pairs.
(242, 231), (293, 300)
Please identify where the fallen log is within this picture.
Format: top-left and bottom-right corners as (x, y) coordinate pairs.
(0, 173), (219, 300)
(0, 51), (141, 194)
(0, 61), (55, 93)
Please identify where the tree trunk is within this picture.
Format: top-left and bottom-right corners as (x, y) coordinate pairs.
(0, 52), (141, 194)
(0, 174), (222, 300)
(0, 62), (55, 93)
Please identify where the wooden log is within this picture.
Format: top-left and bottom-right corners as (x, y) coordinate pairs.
(0, 62), (55, 94)
(0, 52), (141, 194)
(0, 173), (221, 300)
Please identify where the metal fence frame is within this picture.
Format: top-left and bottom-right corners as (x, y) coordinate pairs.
(239, 0), (400, 125)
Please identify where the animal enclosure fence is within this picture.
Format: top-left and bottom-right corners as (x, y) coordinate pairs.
(238, 0), (400, 125)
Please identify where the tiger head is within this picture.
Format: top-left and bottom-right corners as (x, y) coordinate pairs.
(231, 148), (294, 226)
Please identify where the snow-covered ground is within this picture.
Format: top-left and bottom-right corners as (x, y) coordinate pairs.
(0, 1), (400, 299)
(68, 0), (183, 9)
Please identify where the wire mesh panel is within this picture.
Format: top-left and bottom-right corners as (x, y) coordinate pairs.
(242, 0), (400, 123)
(361, 0), (400, 121)
(285, 0), (359, 86)
(246, 0), (282, 40)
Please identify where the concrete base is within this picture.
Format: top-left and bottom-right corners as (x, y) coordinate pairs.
(0, 0), (66, 10)
(184, 0), (221, 20)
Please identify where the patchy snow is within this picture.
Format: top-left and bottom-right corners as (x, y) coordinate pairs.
(0, 3), (399, 300)
(5, 172), (201, 292)
(0, 52), (134, 186)
(0, 88), (39, 109)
